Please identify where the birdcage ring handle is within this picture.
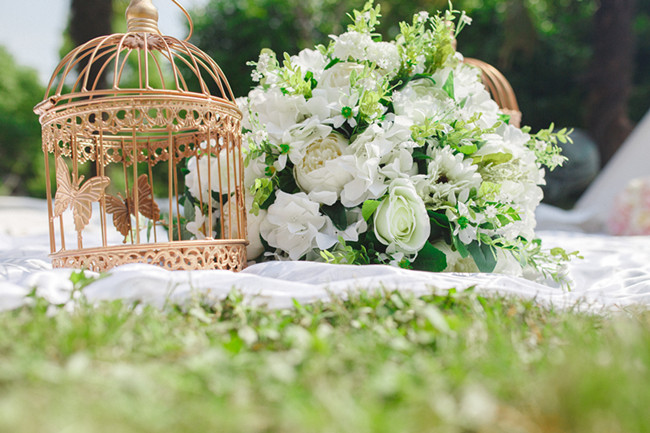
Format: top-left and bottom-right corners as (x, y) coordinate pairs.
(170, 0), (194, 42)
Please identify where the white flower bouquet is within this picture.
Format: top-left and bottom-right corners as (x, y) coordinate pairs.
(184, 1), (574, 280)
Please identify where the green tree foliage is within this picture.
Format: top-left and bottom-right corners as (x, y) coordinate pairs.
(190, 0), (649, 133)
(0, 47), (45, 196)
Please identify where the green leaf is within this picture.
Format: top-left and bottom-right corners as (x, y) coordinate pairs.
(325, 58), (341, 70)
(496, 214), (510, 227)
(442, 70), (455, 99)
(472, 152), (513, 165)
(260, 191), (276, 210)
(412, 148), (432, 161)
(412, 241), (447, 272)
(321, 202), (348, 231)
(457, 143), (478, 155)
(428, 210), (449, 228)
(362, 199), (381, 221)
(452, 234), (469, 258)
(467, 241), (497, 273)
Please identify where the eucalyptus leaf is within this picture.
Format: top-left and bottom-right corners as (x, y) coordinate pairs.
(412, 241), (447, 272)
(467, 241), (497, 273)
(452, 235), (470, 258)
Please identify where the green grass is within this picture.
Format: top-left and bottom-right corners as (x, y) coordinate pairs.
(0, 288), (648, 433)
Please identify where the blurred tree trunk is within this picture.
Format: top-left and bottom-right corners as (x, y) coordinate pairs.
(69, 0), (113, 90)
(69, 0), (113, 178)
(586, 0), (636, 166)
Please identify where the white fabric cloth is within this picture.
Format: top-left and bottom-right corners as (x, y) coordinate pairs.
(1, 195), (650, 312)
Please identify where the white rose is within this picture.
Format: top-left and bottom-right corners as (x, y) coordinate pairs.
(294, 132), (355, 205)
(374, 178), (430, 254)
(259, 191), (327, 260)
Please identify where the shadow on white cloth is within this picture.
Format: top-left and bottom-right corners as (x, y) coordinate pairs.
(2, 111), (650, 313)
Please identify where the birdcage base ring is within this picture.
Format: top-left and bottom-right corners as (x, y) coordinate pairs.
(50, 240), (248, 272)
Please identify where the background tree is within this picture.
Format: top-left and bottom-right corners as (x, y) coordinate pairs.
(2, 0), (649, 198)
(0, 48), (45, 196)
(191, 0), (647, 151)
(586, 0), (636, 165)
(69, 0), (114, 90)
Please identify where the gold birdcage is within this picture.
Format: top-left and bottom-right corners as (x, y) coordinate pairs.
(34, 0), (247, 272)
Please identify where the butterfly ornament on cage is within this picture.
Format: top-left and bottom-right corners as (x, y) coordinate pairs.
(53, 157), (111, 234)
(106, 174), (161, 242)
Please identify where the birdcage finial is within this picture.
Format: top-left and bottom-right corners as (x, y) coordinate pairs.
(126, 0), (160, 34)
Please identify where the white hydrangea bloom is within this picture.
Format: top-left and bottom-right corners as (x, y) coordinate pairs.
(393, 77), (453, 123)
(365, 41), (400, 78)
(248, 87), (308, 144)
(331, 31), (373, 61)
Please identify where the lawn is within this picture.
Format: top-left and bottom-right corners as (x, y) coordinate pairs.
(0, 286), (648, 432)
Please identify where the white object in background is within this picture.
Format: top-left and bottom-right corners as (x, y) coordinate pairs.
(536, 109), (650, 233)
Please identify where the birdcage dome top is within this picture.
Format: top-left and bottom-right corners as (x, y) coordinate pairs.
(34, 0), (238, 118)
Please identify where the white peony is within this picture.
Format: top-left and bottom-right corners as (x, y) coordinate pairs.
(374, 178), (430, 254)
(294, 132), (355, 205)
(259, 191), (327, 260)
(284, 118), (333, 166)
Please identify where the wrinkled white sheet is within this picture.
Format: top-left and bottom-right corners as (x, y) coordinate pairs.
(1, 196), (649, 312)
